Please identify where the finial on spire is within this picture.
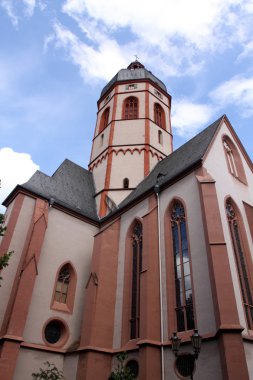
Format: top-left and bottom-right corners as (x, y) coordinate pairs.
(134, 54), (139, 61)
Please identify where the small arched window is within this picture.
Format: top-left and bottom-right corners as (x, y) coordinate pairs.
(158, 130), (163, 145)
(52, 263), (77, 313)
(226, 199), (253, 330)
(130, 221), (142, 339)
(123, 97), (138, 120)
(99, 107), (110, 133)
(123, 178), (129, 189)
(154, 103), (165, 129)
(170, 201), (195, 332)
(223, 136), (247, 184)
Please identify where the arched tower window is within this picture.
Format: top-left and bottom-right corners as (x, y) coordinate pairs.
(99, 107), (110, 133)
(226, 199), (253, 330)
(130, 221), (143, 339)
(123, 97), (138, 120)
(170, 201), (195, 332)
(154, 103), (165, 129)
(123, 178), (129, 189)
(223, 136), (247, 184)
(52, 263), (77, 313)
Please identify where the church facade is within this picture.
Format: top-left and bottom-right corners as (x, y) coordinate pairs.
(0, 61), (253, 380)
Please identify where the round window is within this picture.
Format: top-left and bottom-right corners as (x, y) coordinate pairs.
(175, 353), (195, 378)
(44, 320), (64, 344)
(126, 360), (139, 378)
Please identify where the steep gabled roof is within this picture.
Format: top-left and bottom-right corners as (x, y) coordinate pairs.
(6, 159), (98, 222)
(116, 115), (224, 212)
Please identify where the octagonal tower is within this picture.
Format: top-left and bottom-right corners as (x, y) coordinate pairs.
(89, 61), (173, 217)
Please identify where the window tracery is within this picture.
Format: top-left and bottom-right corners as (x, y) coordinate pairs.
(154, 103), (165, 129)
(226, 200), (253, 330)
(124, 97), (138, 119)
(170, 201), (195, 332)
(130, 222), (142, 339)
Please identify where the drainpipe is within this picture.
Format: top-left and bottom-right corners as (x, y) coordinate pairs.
(154, 182), (165, 380)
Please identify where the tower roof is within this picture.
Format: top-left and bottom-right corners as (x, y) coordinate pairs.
(100, 61), (167, 98)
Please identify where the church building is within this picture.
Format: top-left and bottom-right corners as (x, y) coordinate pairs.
(0, 61), (253, 380)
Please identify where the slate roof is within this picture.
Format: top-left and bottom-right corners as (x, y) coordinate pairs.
(115, 115), (224, 212)
(100, 63), (167, 97)
(3, 115), (224, 223)
(19, 159), (98, 221)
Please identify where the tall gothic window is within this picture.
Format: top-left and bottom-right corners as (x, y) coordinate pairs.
(171, 201), (195, 332)
(99, 107), (110, 132)
(130, 222), (143, 339)
(154, 103), (165, 129)
(124, 97), (138, 120)
(223, 136), (247, 184)
(226, 200), (253, 330)
(54, 265), (71, 303)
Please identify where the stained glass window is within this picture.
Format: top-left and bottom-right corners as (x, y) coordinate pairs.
(130, 222), (142, 339)
(171, 201), (195, 331)
(226, 200), (253, 330)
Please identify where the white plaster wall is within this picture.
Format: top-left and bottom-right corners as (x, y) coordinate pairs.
(149, 121), (172, 156)
(118, 82), (146, 94)
(63, 353), (79, 380)
(13, 348), (64, 380)
(98, 88), (115, 112)
(91, 124), (110, 162)
(244, 341), (253, 380)
(159, 173), (216, 336)
(109, 150), (144, 188)
(113, 120), (145, 146)
(0, 196), (35, 328)
(92, 155), (107, 193)
(164, 340), (222, 379)
(203, 121), (253, 330)
(23, 208), (98, 349)
(113, 198), (149, 348)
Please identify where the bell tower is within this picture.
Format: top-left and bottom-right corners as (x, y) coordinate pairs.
(89, 61), (173, 217)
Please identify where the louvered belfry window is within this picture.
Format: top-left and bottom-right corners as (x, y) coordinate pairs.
(171, 201), (195, 331)
(154, 103), (165, 129)
(130, 222), (143, 339)
(124, 97), (138, 119)
(226, 200), (253, 330)
(55, 265), (71, 303)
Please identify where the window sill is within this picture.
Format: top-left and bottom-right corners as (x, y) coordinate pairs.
(51, 301), (71, 314)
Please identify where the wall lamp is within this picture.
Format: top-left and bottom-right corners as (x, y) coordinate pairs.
(170, 330), (202, 379)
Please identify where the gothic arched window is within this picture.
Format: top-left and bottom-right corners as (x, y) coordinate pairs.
(123, 97), (138, 120)
(52, 263), (77, 313)
(171, 201), (195, 332)
(226, 199), (253, 330)
(99, 107), (110, 133)
(55, 265), (71, 303)
(223, 136), (247, 184)
(154, 103), (165, 129)
(130, 221), (143, 339)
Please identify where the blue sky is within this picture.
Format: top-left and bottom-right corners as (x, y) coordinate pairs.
(1, 0), (253, 211)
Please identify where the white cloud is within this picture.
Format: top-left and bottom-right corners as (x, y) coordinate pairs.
(210, 76), (253, 117)
(0, 0), (18, 27)
(172, 100), (214, 137)
(51, 21), (128, 82)
(0, 148), (39, 212)
(22, 0), (36, 17)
